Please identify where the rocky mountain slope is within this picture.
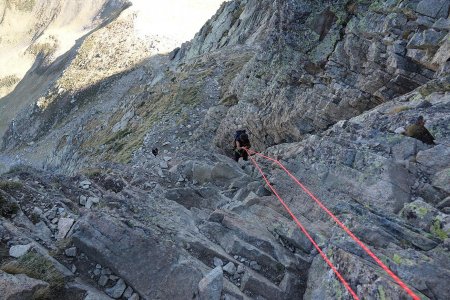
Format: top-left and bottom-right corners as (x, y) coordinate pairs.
(1, 0), (450, 299)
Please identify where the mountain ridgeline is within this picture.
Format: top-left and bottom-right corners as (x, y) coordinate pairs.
(0, 0), (449, 300)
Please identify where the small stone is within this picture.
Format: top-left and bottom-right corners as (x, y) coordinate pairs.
(394, 127), (405, 134)
(85, 198), (94, 209)
(51, 218), (59, 224)
(105, 278), (126, 298)
(9, 244), (32, 258)
(236, 264), (245, 274)
(213, 257), (223, 267)
(96, 264), (101, 269)
(79, 180), (91, 187)
(32, 207), (43, 217)
(110, 275), (119, 281)
(57, 208), (65, 215)
(223, 262), (236, 275)
(102, 268), (112, 275)
(98, 275), (109, 286)
(162, 142), (171, 146)
(233, 255), (239, 260)
(160, 161), (169, 169)
(249, 261), (261, 271)
(64, 247), (77, 257)
(71, 265), (77, 273)
(88, 197), (100, 204)
(93, 269), (101, 276)
(79, 195), (87, 205)
(163, 156), (172, 161)
(123, 286), (134, 298)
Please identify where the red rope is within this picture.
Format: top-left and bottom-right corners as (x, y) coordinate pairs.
(247, 153), (360, 300)
(246, 148), (420, 300)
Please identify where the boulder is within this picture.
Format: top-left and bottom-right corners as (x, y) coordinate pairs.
(0, 270), (48, 299)
(105, 278), (126, 299)
(72, 213), (203, 299)
(416, 145), (450, 174)
(198, 266), (223, 300)
(432, 168), (450, 194)
(9, 243), (32, 258)
(57, 217), (75, 240)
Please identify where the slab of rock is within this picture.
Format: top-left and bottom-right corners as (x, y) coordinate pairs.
(98, 275), (109, 287)
(9, 243), (32, 258)
(0, 270), (48, 299)
(65, 247), (77, 257)
(72, 213), (203, 299)
(416, 145), (450, 174)
(123, 286), (134, 298)
(80, 195), (87, 206)
(240, 270), (282, 299)
(105, 278), (126, 299)
(416, 0), (450, 19)
(432, 168), (450, 194)
(198, 266), (223, 300)
(223, 262), (236, 275)
(57, 217), (75, 240)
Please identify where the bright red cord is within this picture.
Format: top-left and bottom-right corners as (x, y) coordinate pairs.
(247, 153), (360, 300)
(246, 149), (420, 300)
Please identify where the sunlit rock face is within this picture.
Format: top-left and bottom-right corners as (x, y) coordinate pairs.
(0, 0), (226, 98)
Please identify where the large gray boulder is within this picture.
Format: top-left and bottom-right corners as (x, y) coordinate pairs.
(416, 0), (450, 19)
(198, 266), (223, 300)
(0, 270), (48, 300)
(72, 213), (203, 300)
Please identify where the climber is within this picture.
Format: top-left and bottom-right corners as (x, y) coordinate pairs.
(234, 130), (251, 162)
(152, 147), (159, 157)
(404, 115), (435, 145)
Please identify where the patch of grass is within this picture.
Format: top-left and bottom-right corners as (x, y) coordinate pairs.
(1, 251), (65, 288)
(388, 106), (411, 114)
(430, 219), (448, 240)
(83, 168), (103, 178)
(220, 94), (239, 106)
(0, 194), (20, 217)
(105, 128), (132, 145)
(0, 180), (23, 191)
(6, 0), (36, 12)
(0, 75), (20, 88)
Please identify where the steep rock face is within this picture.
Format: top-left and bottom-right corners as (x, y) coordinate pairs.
(211, 0), (449, 150)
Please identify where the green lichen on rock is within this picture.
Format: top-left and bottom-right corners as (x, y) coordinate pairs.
(377, 285), (386, 300)
(393, 253), (402, 264)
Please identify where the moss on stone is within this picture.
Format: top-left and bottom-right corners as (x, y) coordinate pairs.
(0, 181), (23, 191)
(378, 285), (386, 300)
(393, 253), (402, 264)
(430, 219), (448, 240)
